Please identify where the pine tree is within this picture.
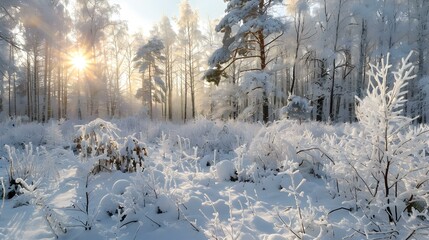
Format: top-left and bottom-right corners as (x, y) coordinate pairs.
(205, 0), (286, 123)
(133, 37), (166, 119)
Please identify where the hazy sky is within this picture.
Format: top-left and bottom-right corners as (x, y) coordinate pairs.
(110, 0), (226, 34)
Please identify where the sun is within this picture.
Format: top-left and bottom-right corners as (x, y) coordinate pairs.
(71, 52), (87, 70)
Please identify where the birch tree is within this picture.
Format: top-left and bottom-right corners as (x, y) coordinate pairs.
(178, 0), (202, 121)
(157, 16), (176, 120)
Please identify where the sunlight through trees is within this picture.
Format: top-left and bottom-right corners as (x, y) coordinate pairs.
(0, 0), (428, 122)
(71, 53), (87, 71)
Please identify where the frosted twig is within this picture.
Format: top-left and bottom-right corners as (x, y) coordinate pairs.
(0, 177), (4, 211)
(145, 214), (161, 227)
(296, 147), (335, 165)
(176, 202), (200, 232)
(276, 211), (302, 239)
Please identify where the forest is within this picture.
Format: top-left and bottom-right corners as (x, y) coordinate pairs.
(0, 0), (427, 123)
(1, 1), (429, 239)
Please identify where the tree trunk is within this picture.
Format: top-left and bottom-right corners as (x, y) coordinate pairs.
(47, 51), (52, 120)
(57, 64), (61, 119)
(34, 46), (39, 121)
(27, 53), (31, 119)
(13, 73), (16, 116)
(357, 19), (367, 99)
(149, 65), (153, 120)
(290, 10), (303, 94)
(42, 42), (49, 122)
(258, 28), (269, 123)
(188, 29), (196, 120)
(329, 58), (336, 121)
(168, 46), (173, 120)
(329, 0), (342, 122)
(184, 46), (188, 123)
(7, 45), (12, 116)
(63, 70), (68, 119)
(77, 70), (82, 120)
(417, 0), (429, 122)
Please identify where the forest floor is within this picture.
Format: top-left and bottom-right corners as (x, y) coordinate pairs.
(0, 117), (373, 239)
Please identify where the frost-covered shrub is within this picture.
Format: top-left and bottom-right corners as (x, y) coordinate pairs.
(143, 118), (259, 169)
(324, 53), (429, 238)
(280, 95), (312, 123)
(276, 165), (330, 239)
(98, 164), (178, 231)
(44, 120), (66, 149)
(3, 143), (57, 200)
(236, 120), (329, 181)
(73, 118), (120, 158)
(73, 118), (149, 173)
(201, 194), (245, 240)
(238, 71), (274, 122)
(214, 160), (237, 182)
(206, 82), (242, 120)
(111, 117), (258, 160)
(0, 115), (30, 128)
(113, 116), (154, 139)
(0, 122), (47, 148)
(118, 136), (147, 172)
(176, 119), (241, 156)
(98, 179), (136, 226)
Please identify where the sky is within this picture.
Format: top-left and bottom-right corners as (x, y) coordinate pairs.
(110, 0), (226, 34)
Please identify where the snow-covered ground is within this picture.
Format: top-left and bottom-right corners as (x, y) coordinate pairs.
(0, 116), (428, 239)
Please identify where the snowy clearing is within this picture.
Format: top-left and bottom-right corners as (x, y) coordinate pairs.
(0, 115), (428, 240)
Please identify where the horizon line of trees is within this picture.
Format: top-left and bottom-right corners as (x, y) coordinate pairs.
(0, 0), (428, 124)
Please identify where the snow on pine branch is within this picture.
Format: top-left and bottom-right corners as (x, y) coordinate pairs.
(280, 95), (312, 122)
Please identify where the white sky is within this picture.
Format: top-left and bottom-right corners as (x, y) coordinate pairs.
(110, 0), (226, 34)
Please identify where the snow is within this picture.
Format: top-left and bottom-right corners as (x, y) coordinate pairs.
(0, 100), (428, 239)
(214, 160), (237, 181)
(280, 95), (312, 121)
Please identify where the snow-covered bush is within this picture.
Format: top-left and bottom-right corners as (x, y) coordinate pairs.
(276, 165), (330, 239)
(73, 118), (120, 158)
(44, 120), (66, 149)
(98, 164), (179, 235)
(3, 143), (57, 201)
(214, 160), (237, 182)
(73, 118), (147, 173)
(143, 119), (258, 172)
(0, 122), (47, 148)
(238, 71), (274, 122)
(235, 120), (330, 182)
(206, 82), (242, 120)
(98, 178), (137, 230)
(201, 194), (245, 240)
(280, 95), (312, 123)
(324, 53), (429, 238)
(118, 136), (147, 172)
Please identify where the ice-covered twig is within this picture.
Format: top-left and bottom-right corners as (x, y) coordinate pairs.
(176, 202), (200, 232)
(15, 178), (35, 192)
(0, 177), (4, 211)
